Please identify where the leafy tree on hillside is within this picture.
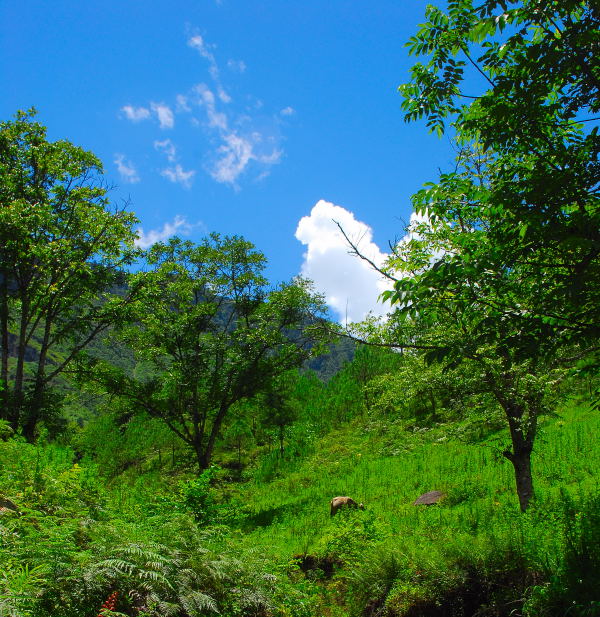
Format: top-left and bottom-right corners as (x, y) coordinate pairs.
(399, 0), (599, 349)
(344, 145), (568, 511)
(0, 109), (142, 440)
(393, 0), (600, 509)
(86, 235), (330, 471)
(259, 372), (301, 457)
(340, 0), (599, 511)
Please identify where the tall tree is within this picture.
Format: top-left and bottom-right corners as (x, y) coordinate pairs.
(344, 146), (567, 511)
(0, 110), (141, 439)
(88, 235), (330, 471)
(399, 0), (599, 349)
(347, 0), (600, 510)
(259, 372), (301, 457)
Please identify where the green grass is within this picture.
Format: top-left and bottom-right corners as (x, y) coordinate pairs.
(214, 398), (600, 615)
(230, 399), (598, 552)
(1, 397), (598, 616)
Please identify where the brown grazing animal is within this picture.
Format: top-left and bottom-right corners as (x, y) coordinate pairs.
(330, 496), (364, 516)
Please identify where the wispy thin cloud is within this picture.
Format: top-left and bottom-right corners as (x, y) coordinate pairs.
(188, 33), (219, 81)
(227, 59), (246, 73)
(121, 102), (174, 129)
(184, 31), (286, 186)
(194, 84), (228, 130)
(188, 80), (283, 186)
(217, 86), (231, 104)
(210, 131), (282, 186)
(118, 31), (290, 189)
(151, 102), (174, 129)
(176, 94), (191, 112)
(135, 215), (194, 249)
(121, 105), (151, 122)
(154, 139), (177, 162)
(161, 164), (196, 188)
(114, 153), (140, 183)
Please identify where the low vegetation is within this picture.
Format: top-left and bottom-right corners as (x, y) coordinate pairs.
(1, 385), (599, 616)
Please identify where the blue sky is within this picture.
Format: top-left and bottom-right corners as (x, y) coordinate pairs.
(2, 0), (456, 322)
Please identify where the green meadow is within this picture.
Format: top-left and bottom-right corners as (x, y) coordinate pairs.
(2, 394), (598, 617)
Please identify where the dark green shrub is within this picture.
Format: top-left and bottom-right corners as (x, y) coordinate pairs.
(525, 492), (600, 616)
(181, 466), (219, 525)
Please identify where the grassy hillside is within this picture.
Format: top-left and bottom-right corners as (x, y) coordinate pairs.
(1, 394), (598, 617)
(221, 398), (599, 614)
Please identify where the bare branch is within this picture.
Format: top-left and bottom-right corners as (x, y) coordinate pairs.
(333, 220), (398, 283)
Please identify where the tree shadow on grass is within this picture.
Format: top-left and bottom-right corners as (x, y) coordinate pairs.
(242, 501), (309, 530)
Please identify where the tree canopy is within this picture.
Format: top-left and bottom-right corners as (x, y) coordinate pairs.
(399, 0), (599, 349)
(0, 109), (142, 439)
(88, 234), (331, 470)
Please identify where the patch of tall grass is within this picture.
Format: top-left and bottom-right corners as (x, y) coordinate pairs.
(1, 398), (597, 615)
(233, 399), (600, 615)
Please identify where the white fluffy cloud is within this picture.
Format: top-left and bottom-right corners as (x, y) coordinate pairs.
(280, 106), (295, 116)
(160, 164), (196, 188)
(114, 154), (140, 183)
(295, 200), (392, 323)
(135, 215), (193, 249)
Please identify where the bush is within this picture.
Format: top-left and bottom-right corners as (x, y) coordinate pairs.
(180, 466), (219, 525)
(524, 492), (600, 617)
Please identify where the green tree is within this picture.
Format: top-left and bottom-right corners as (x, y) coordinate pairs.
(259, 372), (301, 457)
(89, 235), (330, 471)
(345, 146), (566, 511)
(0, 109), (141, 440)
(351, 2), (600, 510)
(399, 0), (599, 349)
(363, 349), (489, 424)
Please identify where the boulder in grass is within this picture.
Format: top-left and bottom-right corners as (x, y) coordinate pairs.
(413, 490), (445, 506)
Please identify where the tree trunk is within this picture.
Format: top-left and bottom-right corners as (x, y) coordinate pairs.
(22, 319), (51, 442)
(502, 403), (536, 512)
(196, 448), (212, 471)
(0, 273), (10, 424)
(513, 450), (534, 513)
(199, 402), (230, 471)
(21, 390), (41, 442)
(504, 446), (534, 512)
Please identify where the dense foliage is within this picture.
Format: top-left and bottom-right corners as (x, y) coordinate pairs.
(79, 235), (330, 471)
(399, 0), (599, 349)
(342, 0), (599, 512)
(0, 110), (142, 441)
